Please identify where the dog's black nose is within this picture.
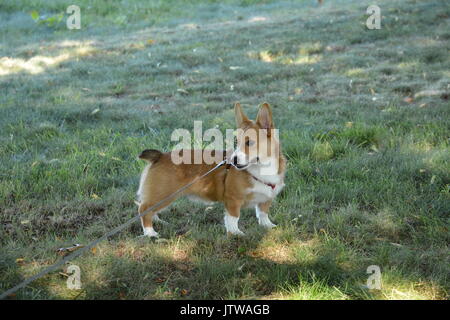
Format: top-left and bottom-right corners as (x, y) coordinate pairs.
(232, 156), (238, 165)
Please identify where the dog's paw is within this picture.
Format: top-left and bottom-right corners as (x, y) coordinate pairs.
(261, 221), (277, 229)
(258, 215), (277, 229)
(224, 214), (244, 236)
(142, 227), (159, 238)
(227, 229), (245, 237)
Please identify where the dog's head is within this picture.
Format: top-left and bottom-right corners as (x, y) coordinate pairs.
(230, 102), (280, 174)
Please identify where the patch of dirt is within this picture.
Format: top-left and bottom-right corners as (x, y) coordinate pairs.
(0, 199), (133, 241)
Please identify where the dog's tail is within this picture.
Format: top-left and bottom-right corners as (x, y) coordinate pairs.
(138, 149), (162, 163)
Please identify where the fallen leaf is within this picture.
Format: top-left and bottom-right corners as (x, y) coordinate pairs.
(294, 88), (303, 95)
(180, 289), (189, 296)
(325, 45), (345, 52)
(177, 88), (189, 95)
(390, 242), (402, 247)
(16, 258), (25, 265)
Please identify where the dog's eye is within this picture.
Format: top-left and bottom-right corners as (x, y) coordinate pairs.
(245, 140), (254, 147)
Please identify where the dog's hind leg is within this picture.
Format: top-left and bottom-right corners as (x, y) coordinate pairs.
(139, 202), (159, 237)
(139, 199), (174, 237)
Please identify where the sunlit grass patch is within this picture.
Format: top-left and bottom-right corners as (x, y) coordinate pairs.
(276, 272), (350, 300)
(317, 124), (384, 149)
(312, 141), (334, 161)
(249, 50), (322, 65)
(374, 268), (447, 300)
(0, 54), (70, 75)
(345, 68), (366, 78)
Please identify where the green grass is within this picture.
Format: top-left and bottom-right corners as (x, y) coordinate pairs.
(0, 0), (449, 300)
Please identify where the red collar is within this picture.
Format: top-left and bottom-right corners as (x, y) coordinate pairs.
(251, 175), (276, 190)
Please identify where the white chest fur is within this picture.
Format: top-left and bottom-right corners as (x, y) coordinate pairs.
(246, 167), (284, 206)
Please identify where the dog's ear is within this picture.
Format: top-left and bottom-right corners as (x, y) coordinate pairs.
(256, 102), (274, 132)
(234, 102), (249, 127)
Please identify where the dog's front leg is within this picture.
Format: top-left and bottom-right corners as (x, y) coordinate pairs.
(224, 201), (244, 236)
(255, 201), (276, 229)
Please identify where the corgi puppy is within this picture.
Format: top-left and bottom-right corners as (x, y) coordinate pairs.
(137, 102), (286, 237)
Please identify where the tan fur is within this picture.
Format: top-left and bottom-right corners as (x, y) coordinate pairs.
(137, 103), (286, 236)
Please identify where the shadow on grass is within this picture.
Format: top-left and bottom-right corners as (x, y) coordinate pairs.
(73, 228), (370, 300)
(0, 250), (55, 300)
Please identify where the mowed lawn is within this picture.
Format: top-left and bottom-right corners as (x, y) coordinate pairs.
(0, 0), (449, 299)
